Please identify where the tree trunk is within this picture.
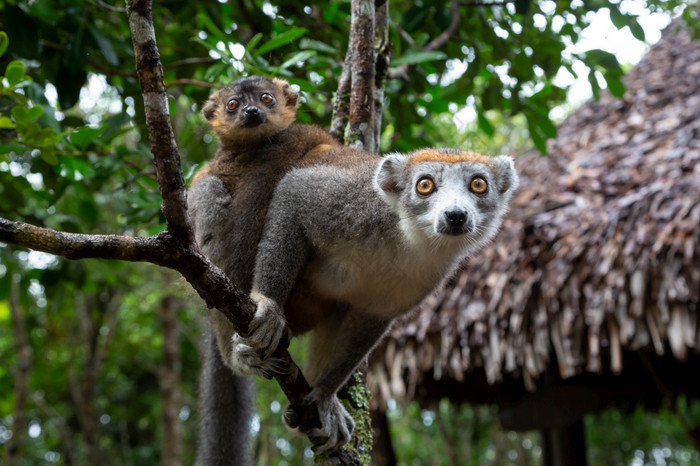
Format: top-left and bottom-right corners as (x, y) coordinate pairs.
(4, 278), (32, 466)
(370, 407), (396, 466)
(159, 295), (182, 466)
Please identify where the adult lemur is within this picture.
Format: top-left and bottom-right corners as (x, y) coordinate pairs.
(188, 75), (340, 465)
(189, 75), (519, 458)
(238, 148), (518, 452)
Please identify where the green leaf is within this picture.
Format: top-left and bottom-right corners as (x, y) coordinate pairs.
(244, 33), (263, 54)
(0, 143), (30, 154)
(39, 150), (59, 165)
(604, 73), (625, 98)
(11, 105), (44, 123)
(278, 50), (316, 70)
(0, 117), (16, 129)
(254, 28), (308, 57)
(390, 51), (447, 66)
(299, 38), (338, 55)
(477, 111), (494, 137)
(79, 198), (99, 225)
(629, 21), (646, 42)
(197, 11), (228, 43)
(588, 71), (601, 100)
(526, 118), (547, 154)
(90, 26), (119, 66)
(59, 156), (97, 180)
(70, 126), (105, 150)
(609, 7), (626, 30)
(5, 60), (26, 87)
(0, 31), (8, 58)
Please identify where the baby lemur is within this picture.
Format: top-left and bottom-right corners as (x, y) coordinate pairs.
(235, 147), (519, 452)
(188, 75), (342, 465)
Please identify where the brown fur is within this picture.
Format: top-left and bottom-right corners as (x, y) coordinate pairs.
(190, 76), (377, 295)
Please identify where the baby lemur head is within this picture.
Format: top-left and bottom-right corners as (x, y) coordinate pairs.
(375, 148), (518, 247)
(202, 75), (299, 147)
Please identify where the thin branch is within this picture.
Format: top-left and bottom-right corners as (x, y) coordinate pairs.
(394, 0), (461, 80)
(460, 0), (512, 6)
(423, 0), (462, 52)
(128, 0), (191, 246)
(163, 57), (218, 69)
(391, 0), (465, 83)
(93, 0), (127, 13)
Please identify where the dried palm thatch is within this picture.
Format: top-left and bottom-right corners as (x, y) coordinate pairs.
(370, 20), (700, 411)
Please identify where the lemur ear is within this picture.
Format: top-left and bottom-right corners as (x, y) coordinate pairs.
(374, 153), (407, 195)
(492, 155), (519, 194)
(202, 91), (220, 121)
(273, 78), (299, 109)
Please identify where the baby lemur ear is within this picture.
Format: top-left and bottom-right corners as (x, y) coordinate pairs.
(272, 78), (299, 109)
(202, 91), (220, 122)
(492, 155), (519, 194)
(374, 153), (407, 196)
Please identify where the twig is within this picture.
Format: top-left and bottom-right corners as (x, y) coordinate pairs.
(423, 0), (462, 52)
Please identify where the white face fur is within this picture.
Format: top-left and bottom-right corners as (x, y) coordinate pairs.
(374, 151), (518, 250)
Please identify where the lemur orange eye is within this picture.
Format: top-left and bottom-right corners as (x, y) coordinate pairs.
(416, 177), (435, 195)
(226, 99), (239, 112)
(260, 93), (273, 104)
(470, 177), (488, 194)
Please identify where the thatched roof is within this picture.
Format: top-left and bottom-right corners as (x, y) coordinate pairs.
(370, 20), (700, 412)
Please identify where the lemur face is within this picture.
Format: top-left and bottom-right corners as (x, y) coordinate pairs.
(202, 76), (299, 145)
(375, 149), (518, 245)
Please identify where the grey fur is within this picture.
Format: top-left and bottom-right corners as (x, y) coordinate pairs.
(239, 149), (519, 453)
(188, 176), (255, 465)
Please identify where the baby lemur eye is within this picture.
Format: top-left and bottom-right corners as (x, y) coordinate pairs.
(226, 99), (239, 112)
(260, 93), (274, 104)
(416, 177), (436, 195)
(470, 177), (488, 194)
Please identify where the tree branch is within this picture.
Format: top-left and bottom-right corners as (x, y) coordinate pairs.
(128, 0), (191, 246)
(347, 0), (376, 152)
(423, 0), (461, 52)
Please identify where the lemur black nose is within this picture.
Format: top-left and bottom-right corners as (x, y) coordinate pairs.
(444, 210), (467, 227)
(244, 106), (260, 115)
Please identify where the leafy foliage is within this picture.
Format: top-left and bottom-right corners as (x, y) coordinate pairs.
(0, 0), (697, 463)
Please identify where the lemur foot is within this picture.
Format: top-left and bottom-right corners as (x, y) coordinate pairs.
(230, 334), (284, 379)
(248, 292), (288, 359)
(288, 392), (354, 454)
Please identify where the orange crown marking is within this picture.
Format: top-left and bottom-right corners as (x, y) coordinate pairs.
(408, 149), (494, 166)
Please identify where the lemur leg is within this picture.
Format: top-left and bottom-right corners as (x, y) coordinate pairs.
(293, 309), (391, 453)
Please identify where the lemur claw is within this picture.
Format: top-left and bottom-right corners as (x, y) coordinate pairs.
(292, 393), (354, 454)
(247, 293), (288, 359)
